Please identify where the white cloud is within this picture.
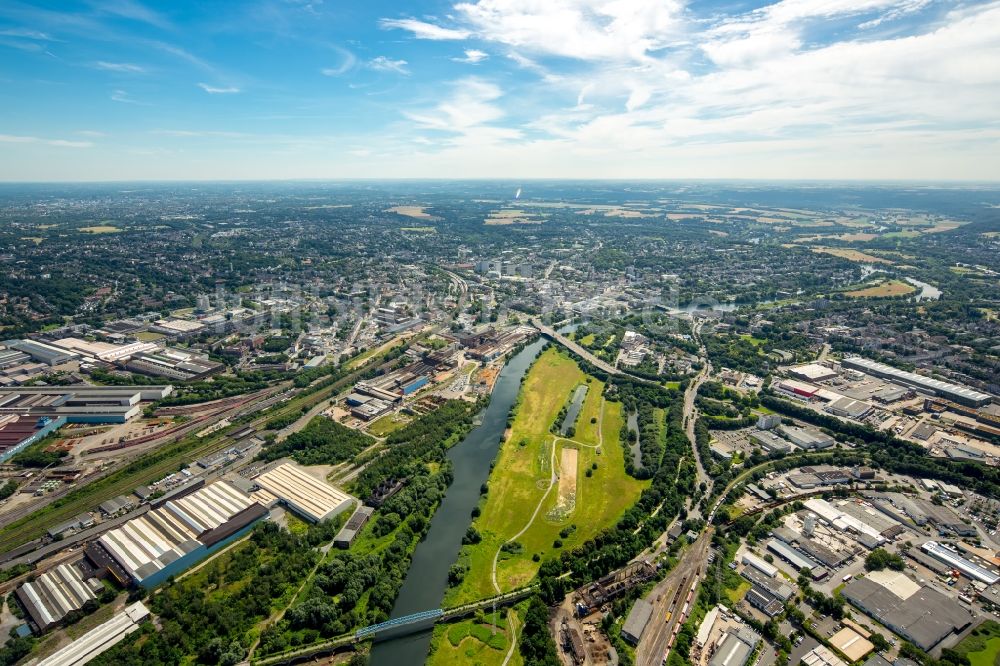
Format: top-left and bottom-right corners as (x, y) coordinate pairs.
(110, 89), (148, 104)
(452, 48), (488, 63)
(198, 82), (241, 94)
(383, 1), (686, 62)
(405, 78), (520, 148)
(379, 18), (471, 40)
(320, 47), (356, 76)
(368, 56), (409, 74)
(0, 134), (93, 148)
(93, 60), (147, 73)
(0, 28), (54, 40)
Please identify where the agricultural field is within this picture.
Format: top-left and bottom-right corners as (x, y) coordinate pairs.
(809, 246), (894, 264)
(844, 279), (916, 298)
(79, 225), (121, 233)
(445, 348), (647, 605)
(386, 205), (439, 220)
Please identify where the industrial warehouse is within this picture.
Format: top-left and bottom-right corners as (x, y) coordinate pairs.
(14, 562), (102, 632)
(0, 384), (173, 461)
(251, 461), (355, 523)
(840, 357), (993, 408)
(0, 385), (173, 423)
(841, 574), (975, 651)
(90, 480), (268, 587)
(36, 602), (150, 666)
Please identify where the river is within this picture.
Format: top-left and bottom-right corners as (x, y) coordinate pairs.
(369, 336), (547, 665)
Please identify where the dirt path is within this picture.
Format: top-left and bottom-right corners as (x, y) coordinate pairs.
(491, 435), (559, 594)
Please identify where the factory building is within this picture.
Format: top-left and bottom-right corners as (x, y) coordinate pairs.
(621, 599), (653, 645)
(767, 539), (828, 579)
(778, 425), (834, 450)
(15, 562), (101, 632)
(709, 627), (759, 666)
(921, 541), (1000, 585)
(37, 602), (149, 666)
(841, 357), (992, 408)
(253, 462), (354, 523)
(0, 385), (173, 425)
(749, 430), (792, 454)
(740, 566), (795, 602)
(49, 338), (158, 363)
(746, 587), (783, 617)
(741, 552), (778, 578)
(0, 415), (66, 463)
(94, 481), (267, 588)
(842, 576), (974, 651)
(789, 364), (839, 383)
(334, 505), (374, 549)
(776, 379), (820, 400)
(804, 498), (899, 546)
(125, 349), (223, 381)
(826, 396), (874, 420)
(4, 339), (79, 366)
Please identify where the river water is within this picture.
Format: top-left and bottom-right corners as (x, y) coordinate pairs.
(369, 336), (546, 665)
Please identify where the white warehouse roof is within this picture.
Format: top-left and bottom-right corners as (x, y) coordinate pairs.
(922, 541), (1000, 585)
(38, 602), (150, 666)
(99, 481), (256, 581)
(254, 463), (353, 523)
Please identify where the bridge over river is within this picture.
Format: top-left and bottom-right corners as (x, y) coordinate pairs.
(251, 586), (537, 665)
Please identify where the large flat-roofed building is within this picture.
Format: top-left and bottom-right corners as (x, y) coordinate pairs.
(254, 462), (354, 523)
(96, 481), (266, 587)
(0, 385), (172, 425)
(126, 349), (223, 381)
(50, 338), (158, 363)
(841, 357), (993, 408)
(5, 339), (79, 366)
(789, 364), (839, 383)
(802, 646), (849, 666)
(778, 425), (834, 450)
(804, 498), (896, 545)
(749, 430), (792, 454)
(843, 576), (974, 651)
(37, 602), (149, 666)
(921, 541), (1000, 585)
(0, 415), (66, 463)
(767, 539), (826, 578)
(827, 396), (874, 420)
(709, 627), (759, 666)
(741, 551), (778, 578)
(830, 627), (874, 662)
(621, 598), (653, 645)
(15, 562), (101, 632)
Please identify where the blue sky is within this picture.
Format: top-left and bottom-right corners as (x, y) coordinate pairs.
(1, 0), (998, 180)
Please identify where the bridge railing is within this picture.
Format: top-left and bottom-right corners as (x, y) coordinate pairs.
(355, 608), (443, 639)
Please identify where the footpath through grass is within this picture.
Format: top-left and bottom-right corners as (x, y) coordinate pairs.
(427, 608), (523, 666)
(446, 348), (647, 605)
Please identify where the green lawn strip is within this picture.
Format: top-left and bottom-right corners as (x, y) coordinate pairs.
(446, 348), (647, 606)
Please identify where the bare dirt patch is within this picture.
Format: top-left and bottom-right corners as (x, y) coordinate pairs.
(555, 447), (578, 514)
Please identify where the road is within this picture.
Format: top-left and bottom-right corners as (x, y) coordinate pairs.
(683, 319), (712, 495)
(635, 530), (713, 666)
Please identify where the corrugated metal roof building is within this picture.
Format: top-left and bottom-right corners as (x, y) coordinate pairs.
(37, 602), (149, 666)
(254, 462), (354, 523)
(97, 481), (267, 587)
